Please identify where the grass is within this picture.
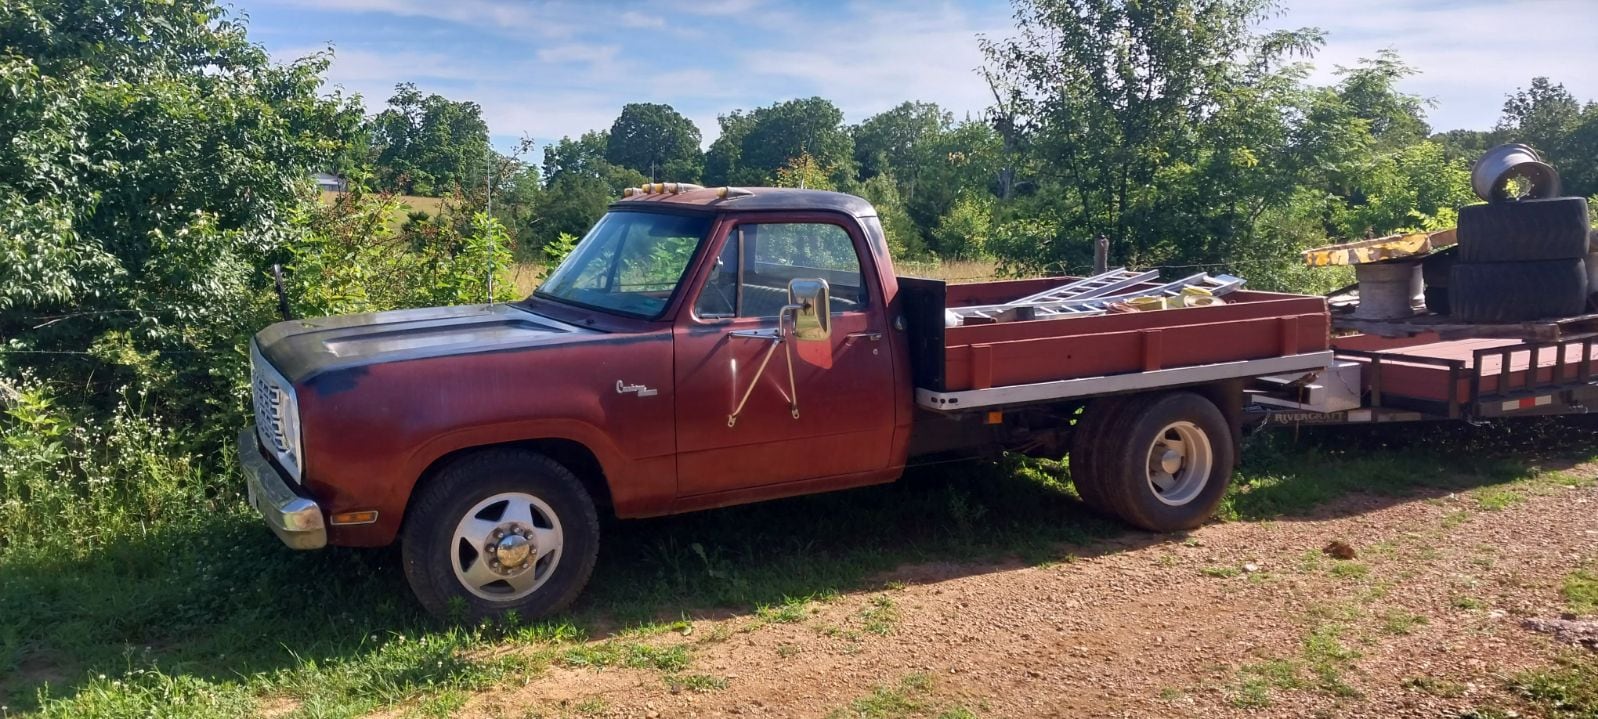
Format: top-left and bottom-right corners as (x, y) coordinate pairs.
(664, 673), (728, 694)
(1402, 675), (1466, 698)
(1562, 570), (1598, 615)
(824, 673), (976, 719)
(861, 595), (899, 636)
(893, 258), (1002, 283)
(1329, 561), (1371, 580)
(1231, 659), (1306, 708)
(1510, 656), (1598, 717)
(1380, 609), (1429, 636)
(755, 595), (812, 624)
(5, 420), (1598, 716)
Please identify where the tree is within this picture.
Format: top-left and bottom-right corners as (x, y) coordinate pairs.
(980, 0), (1323, 269)
(534, 131), (646, 248)
(1497, 77), (1582, 155)
(369, 83), (491, 196)
(1332, 51), (1430, 149)
(1495, 78), (1598, 198)
(605, 103), (703, 182)
(703, 111), (754, 186)
(0, 0), (360, 445)
(853, 102), (950, 184)
(730, 98), (854, 186)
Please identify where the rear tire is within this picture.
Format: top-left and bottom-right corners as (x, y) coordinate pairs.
(401, 449), (600, 622)
(1095, 392), (1235, 532)
(1457, 198), (1590, 263)
(1449, 258), (1588, 323)
(1069, 396), (1148, 515)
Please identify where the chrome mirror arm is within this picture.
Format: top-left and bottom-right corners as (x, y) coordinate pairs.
(726, 305), (803, 427)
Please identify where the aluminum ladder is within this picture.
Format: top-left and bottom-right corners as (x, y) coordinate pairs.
(949, 270), (1245, 323)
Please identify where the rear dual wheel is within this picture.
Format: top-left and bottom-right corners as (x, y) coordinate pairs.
(1069, 392), (1234, 532)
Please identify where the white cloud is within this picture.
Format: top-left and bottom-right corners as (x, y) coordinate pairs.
(260, 0), (573, 36)
(736, 2), (1007, 124)
(1271, 0), (1598, 130)
(535, 43), (620, 66)
(618, 11), (665, 29)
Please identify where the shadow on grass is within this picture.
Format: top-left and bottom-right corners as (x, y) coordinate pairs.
(5, 414), (1597, 713)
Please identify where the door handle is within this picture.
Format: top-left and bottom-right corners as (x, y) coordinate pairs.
(847, 331), (882, 342)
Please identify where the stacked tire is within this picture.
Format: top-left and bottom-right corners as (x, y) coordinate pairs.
(1449, 197), (1591, 322)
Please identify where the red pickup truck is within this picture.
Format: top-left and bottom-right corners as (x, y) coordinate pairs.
(241, 186), (1331, 620)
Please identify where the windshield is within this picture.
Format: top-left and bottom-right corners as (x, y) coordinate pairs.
(535, 211), (712, 318)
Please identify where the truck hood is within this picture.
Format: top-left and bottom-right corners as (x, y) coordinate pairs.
(254, 303), (602, 384)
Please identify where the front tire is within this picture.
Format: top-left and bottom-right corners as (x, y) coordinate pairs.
(401, 449), (600, 622)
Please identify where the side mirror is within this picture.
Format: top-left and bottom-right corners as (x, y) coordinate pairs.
(786, 278), (831, 342)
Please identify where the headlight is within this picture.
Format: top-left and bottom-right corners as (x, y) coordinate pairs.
(250, 342), (304, 482)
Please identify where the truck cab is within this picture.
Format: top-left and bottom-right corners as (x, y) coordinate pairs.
(241, 185), (1331, 620)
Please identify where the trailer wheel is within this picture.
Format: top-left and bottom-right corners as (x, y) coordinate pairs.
(1457, 197), (1590, 263)
(401, 449), (600, 622)
(1096, 392), (1234, 532)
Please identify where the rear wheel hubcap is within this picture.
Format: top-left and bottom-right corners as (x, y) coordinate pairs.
(1145, 421), (1213, 507)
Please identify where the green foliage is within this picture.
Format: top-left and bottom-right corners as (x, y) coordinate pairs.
(369, 83), (492, 196)
(1511, 657), (1598, 718)
(931, 193), (994, 259)
(717, 97), (855, 186)
(544, 232), (580, 266)
(0, 0), (360, 454)
(0, 377), (217, 557)
(606, 102), (703, 182)
(534, 131), (647, 248)
(773, 152), (838, 191)
(286, 191), (516, 318)
(855, 172), (928, 258)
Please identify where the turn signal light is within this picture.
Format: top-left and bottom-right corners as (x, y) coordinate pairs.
(330, 510), (379, 525)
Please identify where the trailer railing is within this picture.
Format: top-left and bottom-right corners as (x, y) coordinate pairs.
(1337, 337), (1598, 421)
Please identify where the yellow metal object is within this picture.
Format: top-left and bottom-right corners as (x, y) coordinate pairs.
(1301, 228), (1456, 267)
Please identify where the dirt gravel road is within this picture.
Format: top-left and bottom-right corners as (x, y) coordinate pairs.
(444, 464), (1598, 718)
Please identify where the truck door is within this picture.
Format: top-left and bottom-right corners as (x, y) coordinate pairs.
(672, 215), (897, 497)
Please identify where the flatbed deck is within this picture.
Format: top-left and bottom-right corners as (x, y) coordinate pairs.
(900, 276), (1332, 411)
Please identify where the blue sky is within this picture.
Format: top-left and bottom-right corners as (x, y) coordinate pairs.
(239, 0), (1598, 154)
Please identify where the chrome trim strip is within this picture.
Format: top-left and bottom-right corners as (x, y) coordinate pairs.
(916, 351), (1335, 411)
(239, 427), (326, 550)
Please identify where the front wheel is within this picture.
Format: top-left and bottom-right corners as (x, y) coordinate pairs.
(401, 449), (600, 622)
(1095, 392), (1235, 532)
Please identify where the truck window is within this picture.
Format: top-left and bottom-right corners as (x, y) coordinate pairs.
(693, 222), (866, 319)
(537, 211), (711, 319)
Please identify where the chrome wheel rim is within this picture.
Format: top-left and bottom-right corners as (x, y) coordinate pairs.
(451, 492), (564, 601)
(1146, 421), (1213, 506)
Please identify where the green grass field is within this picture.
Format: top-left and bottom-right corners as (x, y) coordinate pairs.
(4, 419), (1598, 717)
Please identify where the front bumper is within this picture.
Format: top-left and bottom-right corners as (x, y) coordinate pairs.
(239, 427), (326, 550)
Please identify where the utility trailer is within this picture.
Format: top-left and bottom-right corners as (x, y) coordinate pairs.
(1251, 330), (1598, 425)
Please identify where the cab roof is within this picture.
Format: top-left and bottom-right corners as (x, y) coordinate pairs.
(610, 187), (879, 219)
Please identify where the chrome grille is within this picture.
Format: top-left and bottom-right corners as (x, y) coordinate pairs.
(252, 368), (288, 455)
(249, 342), (301, 481)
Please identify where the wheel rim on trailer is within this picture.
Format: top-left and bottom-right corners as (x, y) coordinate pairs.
(1145, 421), (1213, 506)
(450, 492), (565, 601)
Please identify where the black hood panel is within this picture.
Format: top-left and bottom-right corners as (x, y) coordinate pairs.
(254, 303), (600, 384)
